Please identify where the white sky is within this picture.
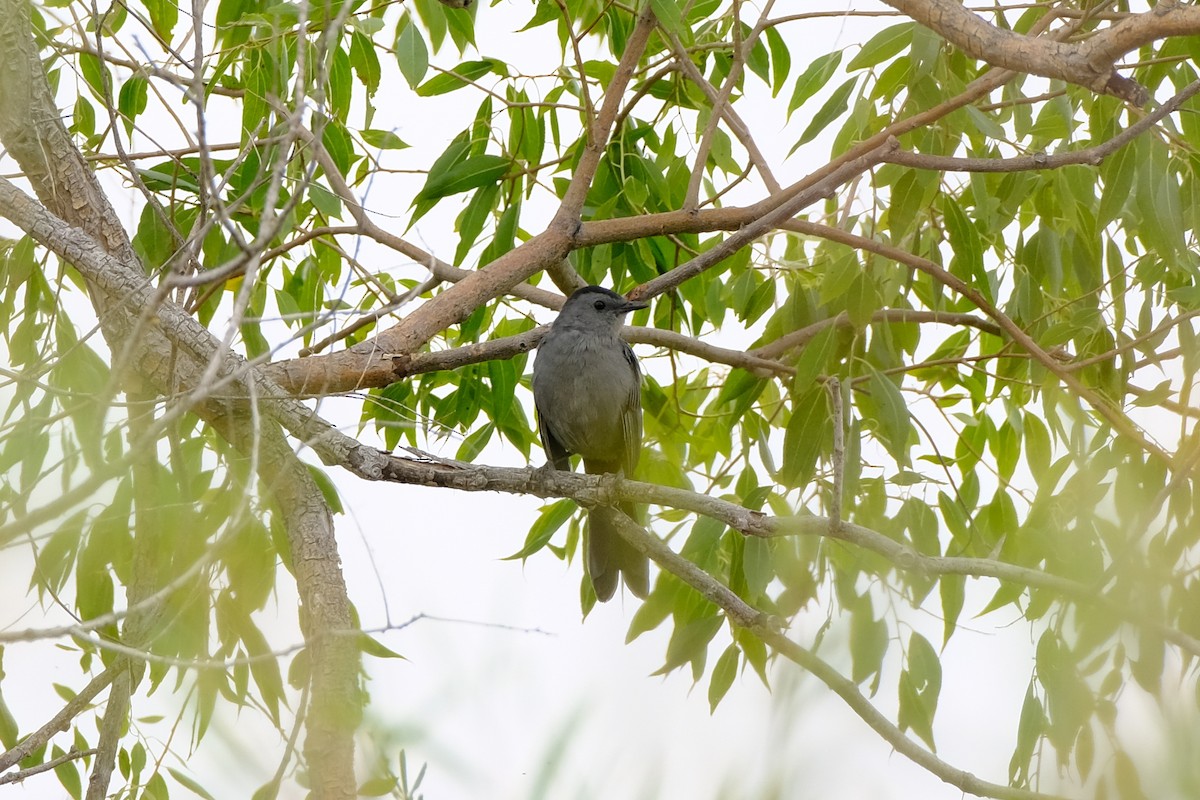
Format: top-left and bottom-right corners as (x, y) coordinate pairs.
(1, 1), (1193, 798)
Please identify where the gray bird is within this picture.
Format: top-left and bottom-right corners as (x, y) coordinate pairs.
(532, 285), (650, 601)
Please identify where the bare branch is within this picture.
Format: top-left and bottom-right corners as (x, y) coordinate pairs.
(0, 667), (117, 773)
(883, 0), (1200, 104)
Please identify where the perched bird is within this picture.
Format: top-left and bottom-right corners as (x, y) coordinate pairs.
(532, 285), (650, 601)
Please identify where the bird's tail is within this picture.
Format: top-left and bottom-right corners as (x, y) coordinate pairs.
(587, 502), (650, 602)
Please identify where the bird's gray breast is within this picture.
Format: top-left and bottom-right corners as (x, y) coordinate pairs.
(533, 328), (636, 461)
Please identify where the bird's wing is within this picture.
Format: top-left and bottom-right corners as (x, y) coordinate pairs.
(536, 402), (573, 471)
(621, 342), (643, 475)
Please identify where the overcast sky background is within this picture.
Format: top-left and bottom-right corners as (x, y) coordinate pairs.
(0, 0), (1190, 798)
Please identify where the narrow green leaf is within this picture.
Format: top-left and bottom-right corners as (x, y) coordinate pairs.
(506, 499), (576, 561)
(519, 0), (558, 31)
(416, 59), (501, 97)
(939, 573), (964, 645)
(416, 153), (509, 203)
(359, 632), (406, 660)
(362, 129), (410, 150)
(350, 30), (381, 95)
(846, 23), (915, 71)
(141, 0), (179, 39)
(864, 366), (910, 465)
(742, 536), (772, 598)
(395, 15), (429, 88)
(117, 76), (149, 135)
(306, 464), (343, 514)
(657, 615), (723, 676)
(849, 599), (888, 686)
(54, 755), (82, 800)
(167, 769), (217, 800)
(649, 0), (686, 41)
(798, 77), (856, 146)
(764, 25), (791, 97)
(780, 385), (827, 489)
(455, 182), (500, 264)
(79, 51), (108, 98)
(1009, 681), (1045, 783)
(309, 184), (342, 218)
(788, 51), (842, 119)
(708, 644), (739, 712)
(329, 46), (353, 121)
(455, 422), (494, 462)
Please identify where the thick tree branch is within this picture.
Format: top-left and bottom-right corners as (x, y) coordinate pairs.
(259, 5), (660, 397)
(883, 0), (1200, 104)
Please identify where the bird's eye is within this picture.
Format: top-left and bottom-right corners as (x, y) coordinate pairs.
(593, 300), (606, 311)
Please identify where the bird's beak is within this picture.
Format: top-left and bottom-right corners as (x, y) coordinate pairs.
(622, 297), (649, 313)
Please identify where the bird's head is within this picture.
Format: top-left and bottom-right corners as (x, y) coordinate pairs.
(556, 285), (648, 332)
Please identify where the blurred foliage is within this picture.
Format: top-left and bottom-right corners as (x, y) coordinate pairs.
(2, 0), (1200, 798)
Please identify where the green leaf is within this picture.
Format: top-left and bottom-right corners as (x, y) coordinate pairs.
(141, 0), (179, 39)
(415, 153), (509, 203)
(0, 688), (18, 748)
(306, 464), (344, 514)
(167, 769), (216, 800)
(798, 77), (856, 146)
(309, 184), (342, 218)
(941, 198), (989, 300)
(362, 129), (410, 150)
(79, 51), (108, 98)
(849, 598), (888, 686)
(780, 385), (827, 489)
(792, 325), (838, 392)
(54, 752), (82, 800)
(846, 23), (915, 71)
(708, 644), (739, 712)
(519, 0), (558, 31)
(117, 76), (149, 135)
(329, 46), (352, 121)
(321, 119), (356, 176)
(455, 182), (500, 265)
(357, 776), (398, 797)
(506, 499), (576, 561)
(898, 632), (942, 749)
(455, 422), (494, 462)
(764, 26), (791, 97)
(657, 615), (723, 676)
(788, 51), (842, 119)
(864, 366), (911, 465)
(350, 30), (381, 95)
(416, 59), (502, 97)
(395, 15), (429, 88)
(742, 536), (772, 598)
(359, 632), (406, 660)
(1009, 681), (1045, 783)
(649, 0), (686, 41)
(939, 573), (964, 645)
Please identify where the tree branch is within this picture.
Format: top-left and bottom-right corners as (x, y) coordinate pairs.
(374, 453), (1200, 660)
(882, 0), (1200, 104)
(0, 667), (117, 774)
(604, 513), (1066, 800)
(0, 748), (98, 786)
(785, 219), (1173, 468)
(882, 79), (1200, 173)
